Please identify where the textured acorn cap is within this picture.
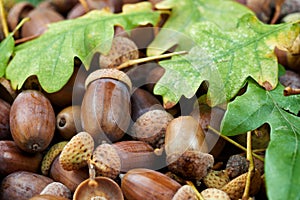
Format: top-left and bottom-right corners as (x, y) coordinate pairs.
(130, 109), (174, 148)
(201, 188), (231, 200)
(172, 185), (198, 200)
(41, 141), (68, 175)
(92, 143), (121, 179)
(59, 132), (94, 171)
(202, 169), (230, 189)
(40, 182), (71, 199)
(85, 68), (132, 90)
(167, 150), (214, 180)
(221, 169), (261, 200)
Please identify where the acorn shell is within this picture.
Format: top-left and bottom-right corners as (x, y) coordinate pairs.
(10, 90), (55, 153)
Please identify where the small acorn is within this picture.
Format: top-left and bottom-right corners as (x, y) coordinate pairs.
(73, 176), (124, 200)
(130, 88), (174, 148)
(121, 168), (181, 200)
(10, 90), (56, 153)
(56, 105), (82, 140)
(59, 132), (94, 171)
(225, 154), (249, 179)
(81, 69), (132, 144)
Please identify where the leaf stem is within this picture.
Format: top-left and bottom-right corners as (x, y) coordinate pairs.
(15, 33), (40, 45)
(242, 131), (255, 200)
(186, 181), (204, 200)
(283, 86), (300, 96)
(0, 0), (9, 37)
(207, 126), (265, 162)
(117, 51), (188, 70)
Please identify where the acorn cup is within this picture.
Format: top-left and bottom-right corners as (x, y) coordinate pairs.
(81, 69), (132, 145)
(130, 88), (174, 148)
(9, 90), (56, 153)
(165, 116), (214, 180)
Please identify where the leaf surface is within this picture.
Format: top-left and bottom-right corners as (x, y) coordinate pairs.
(154, 14), (300, 108)
(221, 80), (300, 200)
(147, 0), (253, 56)
(0, 34), (14, 77)
(6, 2), (161, 92)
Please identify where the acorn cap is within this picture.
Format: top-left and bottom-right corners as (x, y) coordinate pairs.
(172, 185), (198, 200)
(130, 109), (174, 148)
(85, 69), (132, 91)
(167, 150), (214, 180)
(202, 169), (230, 189)
(91, 143), (121, 179)
(40, 182), (71, 199)
(221, 169), (261, 200)
(59, 132), (94, 171)
(73, 177), (124, 200)
(201, 188), (231, 200)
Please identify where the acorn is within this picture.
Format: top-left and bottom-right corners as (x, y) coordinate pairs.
(21, 7), (64, 38)
(9, 90), (56, 153)
(99, 36), (139, 69)
(73, 176), (124, 200)
(121, 168), (181, 200)
(29, 194), (70, 200)
(0, 98), (11, 140)
(130, 88), (174, 148)
(165, 116), (214, 180)
(201, 188), (231, 200)
(113, 140), (164, 172)
(0, 171), (53, 200)
(0, 140), (43, 176)
(50, 156), (89, 192)
(56, 105), (82, 140)
(81, 69), (132, 144)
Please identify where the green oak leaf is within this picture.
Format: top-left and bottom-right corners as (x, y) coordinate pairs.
(0, 33), (14, 77)
(221, 80), (300, 200)
(147, 0), (253, 56)
(154, 14), (300, 108)
(6, 2), (161, 93)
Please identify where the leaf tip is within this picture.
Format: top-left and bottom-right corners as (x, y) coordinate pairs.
(262, 81), (274, 91)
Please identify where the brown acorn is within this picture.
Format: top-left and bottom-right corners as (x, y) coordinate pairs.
(0, 140), (43, 176)
(0, 171), (53, 200)
(21, 7), (64, 38)
(73, 176), (124, 200)
(81, 69), (132, 144)
(56, 105), (82, 140)
(113, 140), (164, 172)
(121, 168), (181, 200)
(50, 156), (89, 192)
(165, 116), (214, 180)
(10, 90), (56, 153)
(130, 88), (173, 148)
(0, 98), (11, 140)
